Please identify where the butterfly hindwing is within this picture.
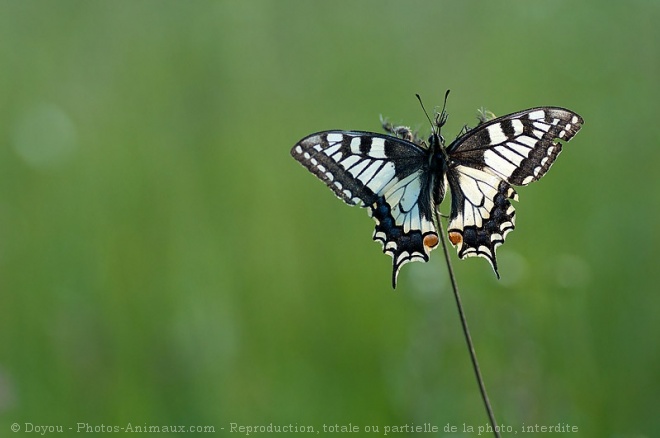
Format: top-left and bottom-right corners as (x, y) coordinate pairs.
(445, 107), (583, 274)
(291, 131), (439, 287)
(446, 165), (518, 277)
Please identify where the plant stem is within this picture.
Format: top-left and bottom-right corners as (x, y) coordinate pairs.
(435, 211), (500, 438)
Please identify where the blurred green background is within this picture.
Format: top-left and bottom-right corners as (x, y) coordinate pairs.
(1, 1), (658, 437)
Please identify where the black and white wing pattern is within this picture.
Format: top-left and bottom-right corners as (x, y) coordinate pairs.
(291, 102), (583, 288)
(291, 131), (440, 287)
(444, 108), (583, 276)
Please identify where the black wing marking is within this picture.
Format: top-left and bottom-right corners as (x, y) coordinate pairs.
(445, 107), (583, 275)
(291, 131), (439, 287)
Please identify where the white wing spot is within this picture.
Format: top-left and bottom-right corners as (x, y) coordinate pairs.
(327, 133), (343, 143)
(487, 124), (508, 144)
(559, 130), (566, 138)
(421, 220), (433, 234)
(350, 136), (362, 154)
(511, 119), (524, 135)
(497, 145), (524, 166)
(518, 136), (537, 147)
(484, 150), (516, 178)
(533, 122), (551, 132)
(522, 175), (533, 184)
(369, 138), (387, 159)
(478, 245), (492, 256)
(409, 205), (421, 232)
(528, 110), (546, 120)
(313, 144), (322, 152)
(358, 161), (384, 186)
(386, 184), (405, 208)
(571, 115), (579, 124)
(477, 182), (495, 212)
(325, 143), (341, 156)
(294, 145), (303, 154)
(339, 155), (360, 169)
(348, 159), (371, 178)
(317, 164), (326, 173)
(310, 158), (318, 166)
(324, 172), (334, 182)
(396, 251), (410, 265)
(303, 152), (311, 160)
(366, 162), (396, 194)
(398, 177), (421, 212)
(509, 142), (531, 157)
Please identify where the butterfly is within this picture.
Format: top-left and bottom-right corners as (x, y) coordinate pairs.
(291, 92), (583, 288)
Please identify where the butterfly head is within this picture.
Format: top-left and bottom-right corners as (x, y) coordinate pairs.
(417, 90), (451, 155)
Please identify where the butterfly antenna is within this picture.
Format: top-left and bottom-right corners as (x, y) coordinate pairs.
(440, 89), (450, 115)
(435, 89), (451, 133)
(416, 93), (436, 134)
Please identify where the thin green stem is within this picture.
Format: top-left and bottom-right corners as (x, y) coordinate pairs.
(435, 211), (500, 438)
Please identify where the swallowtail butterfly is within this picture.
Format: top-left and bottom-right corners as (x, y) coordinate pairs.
(291, 93), (583, 288)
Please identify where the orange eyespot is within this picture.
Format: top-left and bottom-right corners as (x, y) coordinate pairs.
(423, 234), (439, 249)
(448, 231), (463, 246)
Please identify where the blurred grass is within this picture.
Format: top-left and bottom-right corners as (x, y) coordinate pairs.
(0, 0), (659, 436)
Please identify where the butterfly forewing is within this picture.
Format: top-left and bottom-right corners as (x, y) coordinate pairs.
(291, 131), (439, 287)
(448, 107), (584, 185)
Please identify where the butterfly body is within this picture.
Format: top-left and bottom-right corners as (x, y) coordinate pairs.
(292, 103), (583, 288)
